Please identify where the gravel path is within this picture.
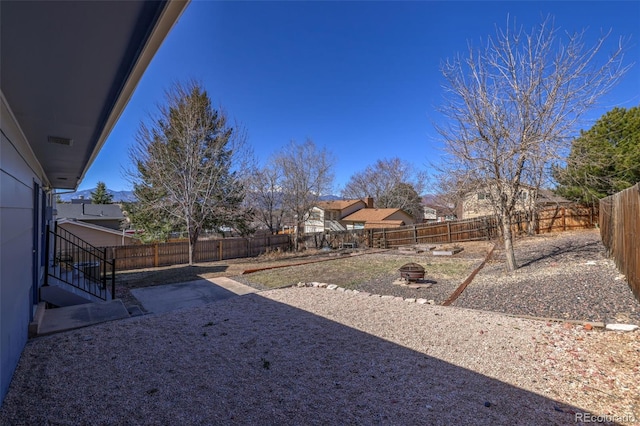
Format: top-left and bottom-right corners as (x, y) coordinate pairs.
(453, 229), (640, 325)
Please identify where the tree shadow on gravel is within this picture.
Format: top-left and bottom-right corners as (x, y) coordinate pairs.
(518, 241), (602, 269)
(117, 264), (230, 288)
(0, 293), (613, 426)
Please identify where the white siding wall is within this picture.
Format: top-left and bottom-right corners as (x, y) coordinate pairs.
(304, 207), (325, 233)
(0, 94), (49, 402)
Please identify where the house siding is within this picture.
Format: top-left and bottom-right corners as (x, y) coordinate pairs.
(461, 187), (539, 219)
(304, 200), (368, 233)
(304, 207), (325, 234)
(340, 202), (366, 218)
(386, 211), (415, 224)
(0, 94), (49, 403)
(58, 222), (133, 247)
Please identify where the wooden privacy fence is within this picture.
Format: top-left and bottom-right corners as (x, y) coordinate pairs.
(600, 183), (640, 303)
(105, 234), (291, 271)
(301, 229), (370, 250)
(510, 205), (599, 235)
(369, 205), (598, 248)
(370, 216), (499, 248)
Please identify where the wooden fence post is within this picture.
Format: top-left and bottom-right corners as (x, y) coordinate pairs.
(562, 207), (566, 231)
(154, 243), (159, 267)
(413, 225), (417, 244)
(219, 240), (223, 261)
(447, 222), (451, 244)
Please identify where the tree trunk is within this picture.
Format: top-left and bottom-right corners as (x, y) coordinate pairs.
(502, 213), (518, 272)
(294, 222), (300, 251)
(188, 227), (199, 266)
(527, 209), (536, 236)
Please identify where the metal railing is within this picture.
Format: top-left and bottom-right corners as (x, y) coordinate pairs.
(45, 222), (115, 301)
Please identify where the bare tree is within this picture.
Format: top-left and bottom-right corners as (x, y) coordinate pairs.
(437, 15), (628, 272)
(274, 139), (334, 250)
(129, 80), (251, 264)
(377, 182), (424, 221)
(341, 157), (429, 203)
(245, 163), (285, 234)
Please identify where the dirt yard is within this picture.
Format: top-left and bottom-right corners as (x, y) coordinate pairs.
(116, 242), (492, 308)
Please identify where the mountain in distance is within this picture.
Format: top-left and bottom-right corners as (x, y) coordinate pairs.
(318, 194), (342, 201)
(57, 189), (341, 204)
(57, 189), (136, 203)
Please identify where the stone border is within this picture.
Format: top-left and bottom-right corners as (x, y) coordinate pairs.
(296, 281), (436, 306)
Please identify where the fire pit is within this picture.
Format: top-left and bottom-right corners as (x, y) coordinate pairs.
(398, 262), (425, 282)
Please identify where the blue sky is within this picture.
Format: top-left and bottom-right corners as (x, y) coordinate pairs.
(80, 1), (640, 193)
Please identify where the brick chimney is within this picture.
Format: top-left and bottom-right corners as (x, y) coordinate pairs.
(365, 196), (374, 208)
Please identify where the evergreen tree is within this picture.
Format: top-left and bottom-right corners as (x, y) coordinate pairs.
(554, 106), (640, 202)
(129, 80), (250, 263)
(91, 181), (113, 204)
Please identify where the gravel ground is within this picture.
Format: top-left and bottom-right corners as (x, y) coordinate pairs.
(453, 229), (640, 325)
(2, 288), (638, 425)
(3, 229), (638, 425)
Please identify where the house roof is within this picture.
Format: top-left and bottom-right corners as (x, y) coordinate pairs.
(342, 208), (409, 222)
(0, 0), (188, 189)
(56, 203), (125, 221)
(316, 199), (365, 211)
(538, 189), (570, 205)
(57, 219), (134, 239)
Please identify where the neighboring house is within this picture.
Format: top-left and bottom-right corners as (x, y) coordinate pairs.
(0, 0), (187, 404)
(57, 219), (136, 248)
(56, 203), (126, 231)
(304, 198), (372, 233)
(424, 205), (457, 222)
(423, 206), (437, 222)
(342, 208), (416, 230)
(459, 185), (570, 219)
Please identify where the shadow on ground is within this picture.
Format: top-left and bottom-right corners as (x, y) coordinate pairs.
(0, 293), (604, 425)
(117, 264), (230, 288)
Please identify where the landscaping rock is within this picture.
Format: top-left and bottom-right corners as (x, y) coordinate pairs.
(605, 323), (639, 332)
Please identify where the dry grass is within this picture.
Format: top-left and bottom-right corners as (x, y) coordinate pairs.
(114, 242), (493, 307)
(115, 249), (342, 289)
(244, 254), (477, 289)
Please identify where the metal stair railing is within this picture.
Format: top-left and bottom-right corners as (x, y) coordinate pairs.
(45, 222), (116, 301)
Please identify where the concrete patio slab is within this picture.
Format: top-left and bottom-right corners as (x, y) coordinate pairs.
(131, 277), (258, 314)
(38, 300), (130, 336)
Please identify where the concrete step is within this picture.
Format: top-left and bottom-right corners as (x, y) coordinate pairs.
(41, 285), (94, 307)
(30, 300), (130, 336)
(46, 274), (111, 304)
